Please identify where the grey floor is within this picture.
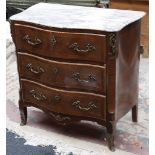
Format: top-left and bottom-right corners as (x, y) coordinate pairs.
(6, 129), (74, 155)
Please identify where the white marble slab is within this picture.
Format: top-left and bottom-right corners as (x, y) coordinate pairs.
(10, 3), (145, 32)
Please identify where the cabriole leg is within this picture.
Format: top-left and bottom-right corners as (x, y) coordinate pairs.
(132, 104), (138, 122)
(19, 100), (27, 126)
(106, 122), (116, 151)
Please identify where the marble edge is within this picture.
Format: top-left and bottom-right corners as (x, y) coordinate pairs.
(9, 3), (146, 32)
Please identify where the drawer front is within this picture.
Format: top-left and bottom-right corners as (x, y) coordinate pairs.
(21, 80), (106, 119)
(14, 24), (106, 64)
(18, 53), (106, 94)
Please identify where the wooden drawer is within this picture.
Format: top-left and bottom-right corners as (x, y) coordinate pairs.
(14, 24), (106, 64)
(21, 79), (106, 119)
(18, 53), (106, 94)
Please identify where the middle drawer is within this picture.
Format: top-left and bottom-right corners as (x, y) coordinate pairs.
(18, 53), (106, 94)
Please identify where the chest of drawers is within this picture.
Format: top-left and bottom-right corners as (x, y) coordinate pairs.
(10, 3), (145, 151)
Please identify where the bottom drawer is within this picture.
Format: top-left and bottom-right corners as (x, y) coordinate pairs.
(21, 79), (106, 120)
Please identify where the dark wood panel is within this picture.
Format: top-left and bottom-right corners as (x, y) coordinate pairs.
(18, 53), (106, 94)
(21, 79), (106, 119)
(116, 21), (140, 120)
(14, 24), (107, 64)
(111, 0), (148, 2)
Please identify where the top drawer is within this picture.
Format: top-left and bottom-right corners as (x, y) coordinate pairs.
(13, 24), (107, 64)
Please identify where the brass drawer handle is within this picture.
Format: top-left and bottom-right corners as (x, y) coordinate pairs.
(23, 35), (42, 46)
(69, 42), (96, 53)
(26, 63), (45, 75)
(72, 72), (96, 83)
(29, 89), (47, 101)
(72, 100), (97, 111)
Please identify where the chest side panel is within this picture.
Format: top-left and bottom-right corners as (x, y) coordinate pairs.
(116, 20), (141, 120)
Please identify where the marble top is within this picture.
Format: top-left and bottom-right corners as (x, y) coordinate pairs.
(10, 3), (145, 32)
